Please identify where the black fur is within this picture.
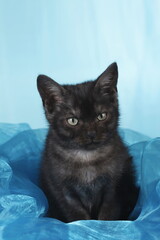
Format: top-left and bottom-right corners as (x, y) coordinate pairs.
(37, 62), (138, 222)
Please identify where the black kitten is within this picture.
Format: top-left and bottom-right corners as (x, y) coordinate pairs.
(37, 63), (138, 222)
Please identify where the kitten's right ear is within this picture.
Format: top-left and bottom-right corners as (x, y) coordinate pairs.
(37, 75), (65, 113)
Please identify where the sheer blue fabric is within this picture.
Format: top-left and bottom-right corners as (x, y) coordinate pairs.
(0, 123), (160, 240)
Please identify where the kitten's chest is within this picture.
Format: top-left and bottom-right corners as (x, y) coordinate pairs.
(52, 146), (121, 184)
(62, 150), (116, 184)
(76, 165), (98, 183)
(65, 150), (102, 183)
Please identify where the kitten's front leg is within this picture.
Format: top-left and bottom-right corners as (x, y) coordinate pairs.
(98, 194), (121, 220)
(62, 205), (91, 222)
(61, 189), (91, 222)
(48, 189), (91, 222)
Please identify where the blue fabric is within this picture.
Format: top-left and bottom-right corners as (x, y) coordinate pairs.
(0, 123), (160, 240)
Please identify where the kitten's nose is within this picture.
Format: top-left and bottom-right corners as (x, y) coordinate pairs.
(87, 131), (96, 140)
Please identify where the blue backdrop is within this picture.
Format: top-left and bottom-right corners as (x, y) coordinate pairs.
(0, 0), (160, 137)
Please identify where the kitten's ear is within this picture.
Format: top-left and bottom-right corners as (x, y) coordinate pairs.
(37, 75), (65, 113)
(94, 62), (118, 96)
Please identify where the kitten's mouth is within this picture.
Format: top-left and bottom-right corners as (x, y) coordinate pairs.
(75, 138), (107, 150)
(86, 140), (99, 145)
(84, 140), (101, 149)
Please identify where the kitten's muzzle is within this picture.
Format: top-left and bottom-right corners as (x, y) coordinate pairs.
(87, 131), (96, 141)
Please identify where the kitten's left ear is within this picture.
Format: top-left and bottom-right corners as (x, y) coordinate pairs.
(94, 62), (118, 96)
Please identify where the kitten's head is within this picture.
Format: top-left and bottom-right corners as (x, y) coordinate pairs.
(37, 62), (119, 150)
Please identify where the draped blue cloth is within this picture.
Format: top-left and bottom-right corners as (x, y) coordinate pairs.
(0, 0), (160, 137)
(0, 123), (160, 240)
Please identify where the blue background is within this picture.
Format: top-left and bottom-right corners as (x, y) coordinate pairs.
(0, 0), (160, 137)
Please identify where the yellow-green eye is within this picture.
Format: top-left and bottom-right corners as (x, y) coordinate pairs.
(67, 118), (79, 126)
(97, 113), (107, 121)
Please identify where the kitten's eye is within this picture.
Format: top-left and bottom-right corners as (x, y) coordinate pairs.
(67, 118), (79, 126)
(97, 113), (107, 121)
